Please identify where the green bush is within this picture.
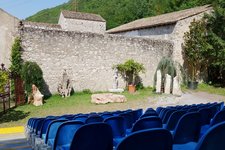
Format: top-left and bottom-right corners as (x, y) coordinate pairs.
(82, 89), (92, 94)
(113, 59), (145, 86)
(21, 61), (44, 95)
(0, 70), (9, 93)
(10, 37), (23, 77)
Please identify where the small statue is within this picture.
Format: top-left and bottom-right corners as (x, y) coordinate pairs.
(57, 69), (72, 98)
(28, 84), (43, 106)
(113, 68), (119, 89)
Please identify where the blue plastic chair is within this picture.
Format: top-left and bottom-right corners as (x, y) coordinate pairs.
(64, 123), (113, 150)
(85, 115), (103, 124)
(162, 109), (176, 124)
(39, 118), (55, 138)
(198, 108), (212, 126)
(131, 116), (162, 133)
(53, 121), (84, 150)
(119, 112), (134, 129)
(116, 128), (173, 150)
(101, 113), (113, 119)
(195, 121), (225, 150)
(173, 121), (225, 150)
(200, 109), (225, 136)
(164, 110), (186, 130)
(44, 119), (68, 146)
(173, 112), (201, 144)
(156, 107), (163, 114)
(104, 116), (126, 146)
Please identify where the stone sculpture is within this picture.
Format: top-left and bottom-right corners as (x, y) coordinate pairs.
(57, 69), (72, 98)
(109, 68), (124, 93)
(172, 76), (182, 96)
(91, 93), (127, 104)
(164, 74), (171, 94)
(156, 70), (162, 93)
(28, 84), (43, 106)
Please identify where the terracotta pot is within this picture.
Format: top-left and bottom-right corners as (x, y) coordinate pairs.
(128, 85), (136, 93)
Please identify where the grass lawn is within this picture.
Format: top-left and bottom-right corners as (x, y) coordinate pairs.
(0, 88), (155, 128)
(197, 83), (225, 96)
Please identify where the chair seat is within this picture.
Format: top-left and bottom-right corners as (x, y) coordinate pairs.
(163, 124), (167, 128)
(173, 142), (197, 150)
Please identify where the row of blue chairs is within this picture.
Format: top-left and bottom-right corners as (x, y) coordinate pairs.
(26, 102), (225, 150)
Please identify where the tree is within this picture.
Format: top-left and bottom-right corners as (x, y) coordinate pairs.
(10, 37), (23, 77)
(183, 19), (211, 81)
(21, 61), (44, 95)
(204, 0), (225, 83)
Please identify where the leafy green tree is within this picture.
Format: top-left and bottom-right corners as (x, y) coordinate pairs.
(10, 37), (23, 77)
(0, 70), (9, 93)
(21, 61), (45, 95)
(183, 19), (211, 81)
(205, 0), (225, 81)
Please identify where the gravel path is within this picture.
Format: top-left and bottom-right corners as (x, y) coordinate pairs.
(144, 91), (225, 110)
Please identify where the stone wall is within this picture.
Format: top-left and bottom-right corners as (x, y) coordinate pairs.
(20, 27), (173, 94)
(58, 13), (106, 34)
(0, 9), (19, 68)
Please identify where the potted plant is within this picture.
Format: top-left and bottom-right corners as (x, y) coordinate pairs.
(113, 59), (145, 93)
(183, 19), (209, 89)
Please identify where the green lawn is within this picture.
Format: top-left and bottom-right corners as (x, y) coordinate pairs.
(0, 88), (155, 127)
(197, 83), (225, 96)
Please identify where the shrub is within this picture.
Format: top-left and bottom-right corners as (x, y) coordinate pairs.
(21, 61), (44, 95)
(113, 59), (145, 86)
(0, 69), (9, 93)
(10, 37), (23, 77)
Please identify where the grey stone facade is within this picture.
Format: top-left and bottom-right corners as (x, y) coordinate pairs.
(20, 27), (173, 94)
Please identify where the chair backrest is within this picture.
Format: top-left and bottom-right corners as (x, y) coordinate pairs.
(131, 116), (162, 133)
(101, 113), (113, 119)
(187, 108), (199, 112)
(34, 118), (45, 135)
(73, 115), (88, 123)
(132, 109), (143, 121)
(140, 112), (158, 119)
(198, 108), (212, 125)
(70, 123), (113, 150)
(208, 104), (221, 118)
(210, 109), (225, 126)
(53, 121), (84, 150)
(104, 116), (126, 138)
(165, 110), (186, 130)
(44, 119), (68, 144)
(156, 107), (163, 114)
(195, 121), (225, 150)
(119, 112), (134, 129)
(162, 109), (176, 124)
(39, 118), (55, 138)
(85, 115), (103, 124)
(173, 112), (201, 144)
(116, 128), (173, 150)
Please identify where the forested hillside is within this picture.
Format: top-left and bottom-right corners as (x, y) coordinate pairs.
(26, 0), (214, 29)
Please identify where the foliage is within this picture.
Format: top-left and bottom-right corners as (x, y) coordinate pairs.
(183, 19), (211, 81)
(82, 89), (92, 94)
(204, 0), (225, 84)
(153, 57), (177, 90)
(26, 0), (213, 29)
(10, 37), (23, 77)
(113, 59), (145, 86)
(21, 61), (44, 95)
(0, 70), (9, 93)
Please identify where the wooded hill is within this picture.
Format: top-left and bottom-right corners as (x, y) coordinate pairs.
(26, 0), (214, 29)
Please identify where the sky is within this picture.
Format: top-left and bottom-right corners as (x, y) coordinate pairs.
(0, 0), (69, 19)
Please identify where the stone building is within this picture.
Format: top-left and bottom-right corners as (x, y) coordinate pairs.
(58, 10), (106, 33)
(107, 5), (212, 65)
(0, 6), (213, 94)
(0, 8), (19, 67)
